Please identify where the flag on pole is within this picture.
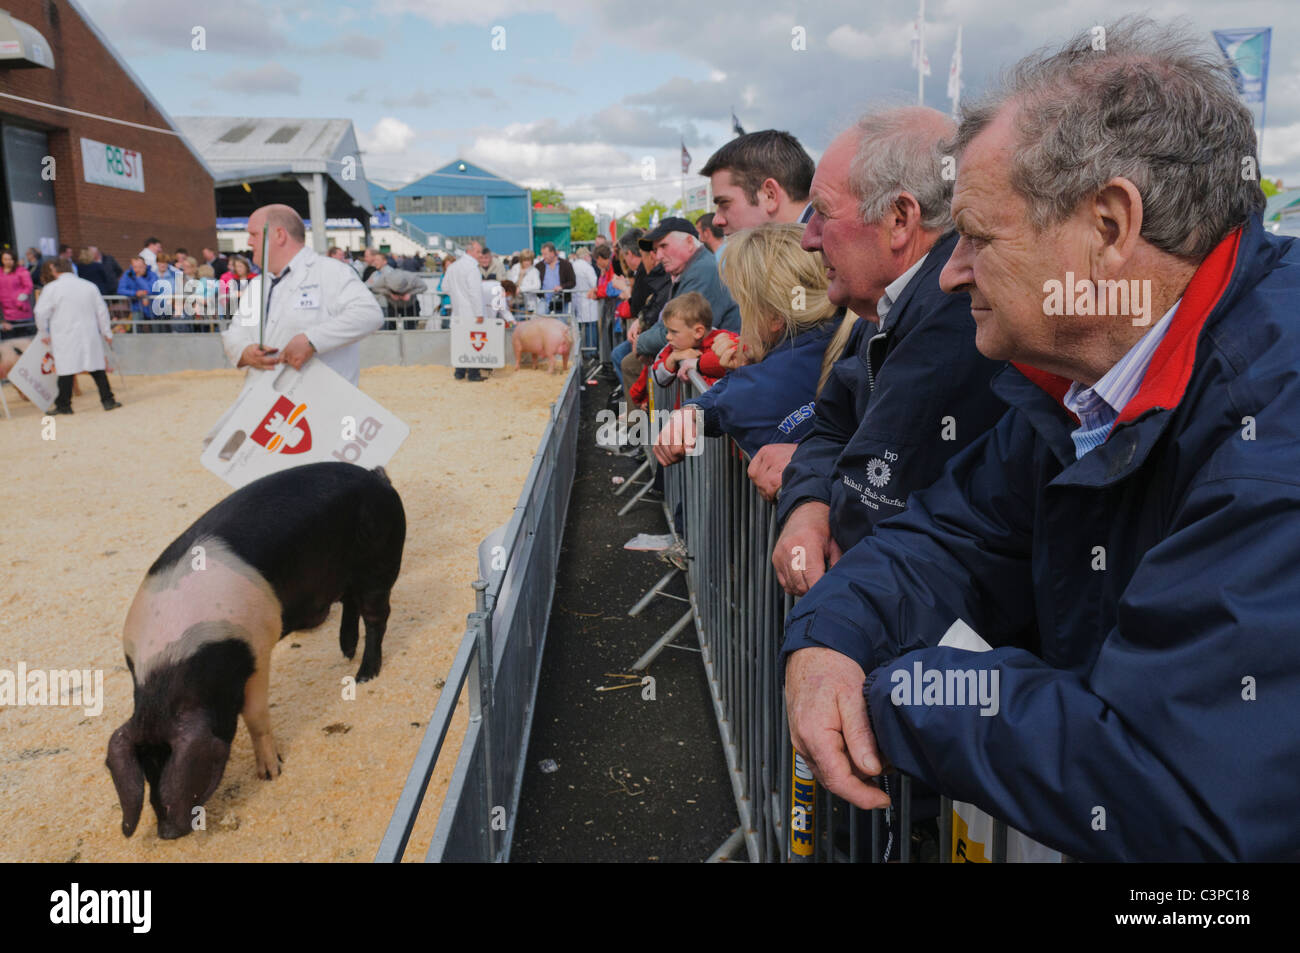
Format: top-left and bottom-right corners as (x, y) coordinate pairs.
(681, 139), (692, 174)
(731, 110), (746, 136)
(948, 25), (963, 114)
(1212, 27), (1271, 105)
(911, 17), (931, 76)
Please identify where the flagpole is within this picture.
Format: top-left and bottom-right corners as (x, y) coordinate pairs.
(918, 0), (925, 106)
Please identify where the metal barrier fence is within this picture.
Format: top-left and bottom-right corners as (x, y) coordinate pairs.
(644, 373), (1018, 863)
(375, 324), (582, 863)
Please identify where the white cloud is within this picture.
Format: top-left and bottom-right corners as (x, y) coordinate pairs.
(827, 21), (911, 60)
(359, 117), (416, 155)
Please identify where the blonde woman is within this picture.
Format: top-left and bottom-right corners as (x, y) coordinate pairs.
(654, 222), (851, 465)
(508, 248), (540, 313)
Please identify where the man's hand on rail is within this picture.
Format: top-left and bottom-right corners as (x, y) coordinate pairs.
(773, 501), (842, 595)
(785, 647), (890, 811)
(652, 407), (698, 466)
(748, 443), (797, 501)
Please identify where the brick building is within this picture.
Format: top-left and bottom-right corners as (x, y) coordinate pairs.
(0, 0), (214, 267)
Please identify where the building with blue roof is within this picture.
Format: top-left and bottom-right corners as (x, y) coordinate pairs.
(370, 159), (533, 256)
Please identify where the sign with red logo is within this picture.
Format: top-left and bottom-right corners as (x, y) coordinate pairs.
(250, 395), (312, 454)
(451, 317), (506, 367)
(8, 343), (59, 410)
(200, 362), (409, 489)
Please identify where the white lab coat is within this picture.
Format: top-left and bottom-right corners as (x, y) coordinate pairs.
(33, 272), (111, 374)
(445, 254), (483, 321)
(221, 244), (383, 395)
(572, 258), (598, 324)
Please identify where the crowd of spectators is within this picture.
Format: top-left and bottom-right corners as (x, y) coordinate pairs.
(636, 17), (1300, 862)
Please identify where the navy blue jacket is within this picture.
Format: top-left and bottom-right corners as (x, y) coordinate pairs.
(783, 216), (1300, 861)
(636, 245), (741, 358)
(686, 321), (837, 457)
(776, 232), (1007, 552)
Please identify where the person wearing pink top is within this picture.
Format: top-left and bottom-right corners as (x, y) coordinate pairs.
(0, 249), (36, 340)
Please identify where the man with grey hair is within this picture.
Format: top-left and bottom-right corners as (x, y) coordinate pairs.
(221, 204), (383, 395)
(766, 106), (1006, 594)
(625, 218), (740, 393)
(783, 19), (1299, 861)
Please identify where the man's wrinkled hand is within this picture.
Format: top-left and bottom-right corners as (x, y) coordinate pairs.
(785, 647), (889, 811)
(772, 501), (842, 595)
(652, 407), (699, 466)
(748, 442), (797, 501)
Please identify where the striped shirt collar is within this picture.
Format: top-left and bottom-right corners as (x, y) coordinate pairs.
(1063, 297), (1181, 450)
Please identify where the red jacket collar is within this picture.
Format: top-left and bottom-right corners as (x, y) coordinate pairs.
(1013, 225), (1243, 428)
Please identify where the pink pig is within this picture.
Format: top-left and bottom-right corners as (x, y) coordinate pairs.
(511, 317), (572, 373)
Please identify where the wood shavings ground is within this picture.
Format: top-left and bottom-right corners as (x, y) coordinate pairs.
(0, 362), (563, 862)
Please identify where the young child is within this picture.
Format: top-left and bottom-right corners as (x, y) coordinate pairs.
(652, 223), (849, 465)
(629, 292), (736, 404)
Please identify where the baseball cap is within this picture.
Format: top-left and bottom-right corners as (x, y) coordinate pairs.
(638, 217), (699, 251)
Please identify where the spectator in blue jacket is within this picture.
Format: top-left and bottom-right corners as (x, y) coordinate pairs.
(116, 257), (156, 331)
(653, 223), (852, 462)
(783, 18), (1298, 861)
(765, 106), (1007, 595)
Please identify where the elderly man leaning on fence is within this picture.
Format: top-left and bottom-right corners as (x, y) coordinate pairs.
(221, 204), (383, 396)
(783, 18), (1300, 861)
(762, 107), (1007, 595)
(625, 219), (741, 395)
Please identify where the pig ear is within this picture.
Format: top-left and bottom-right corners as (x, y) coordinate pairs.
(158, 719), (230, 834)
(106, 721), (145, 838)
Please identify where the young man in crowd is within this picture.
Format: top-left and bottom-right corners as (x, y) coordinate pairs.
(700, 129), (816, 234)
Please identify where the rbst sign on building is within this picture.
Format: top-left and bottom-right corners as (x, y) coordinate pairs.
(80, 137), (144, 192)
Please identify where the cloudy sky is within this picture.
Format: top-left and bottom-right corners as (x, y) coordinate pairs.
(79, 0), (1298, 217)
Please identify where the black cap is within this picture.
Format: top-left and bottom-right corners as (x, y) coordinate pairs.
(638, 217), (698, 251)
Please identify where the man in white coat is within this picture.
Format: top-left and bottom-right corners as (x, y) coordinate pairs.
(35, 257), (121, 414)
(221, 205), (383, 397)
(445, 239), (486, 381)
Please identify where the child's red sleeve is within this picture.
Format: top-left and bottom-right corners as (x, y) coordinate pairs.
(697, 330), (738, 380)
(629, 364), (649, 405)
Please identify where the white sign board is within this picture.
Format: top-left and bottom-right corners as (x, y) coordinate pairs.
(451, 317), (506, 368)
(7, 339), (58, 411)
(685, 185), (709, 213)
(80, 137), (144, 193)
(200, 360), (409, 489)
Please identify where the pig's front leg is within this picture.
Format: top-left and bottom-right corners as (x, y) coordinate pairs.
(241, 659), (281, 779)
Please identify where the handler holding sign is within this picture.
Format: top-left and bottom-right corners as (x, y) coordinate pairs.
(444, 239), (487, 382)
(222, 204), (382, 395)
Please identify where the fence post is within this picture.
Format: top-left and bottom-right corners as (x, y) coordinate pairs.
(470, 578), (495, 861)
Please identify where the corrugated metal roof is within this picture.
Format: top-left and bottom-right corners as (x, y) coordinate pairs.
(174, 116), (372, 214)
(175, 116), (352, 165)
